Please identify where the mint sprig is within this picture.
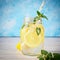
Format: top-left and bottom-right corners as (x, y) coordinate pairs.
(41, 50), (48, 55)
(34, 11), (48, 23)
(37, 50), (60, 60)
(37, 11), (48, 20)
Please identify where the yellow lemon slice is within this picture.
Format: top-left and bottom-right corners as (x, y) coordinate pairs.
(16, 42), (22, 51)
(20, 23), (44, 48)
(20, 27), (29, 42)
(25, 24), (44, 48)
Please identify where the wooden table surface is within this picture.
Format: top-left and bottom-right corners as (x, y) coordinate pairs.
(0, 37), (60, 60)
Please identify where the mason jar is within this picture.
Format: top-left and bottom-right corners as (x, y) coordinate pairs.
(20, 17), (44, 56)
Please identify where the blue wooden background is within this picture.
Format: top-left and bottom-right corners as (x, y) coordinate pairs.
(0, 0), (60, 36)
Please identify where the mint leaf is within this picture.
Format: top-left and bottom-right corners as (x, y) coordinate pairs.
(37, 11), (42, 17)
(53, 53), (60, 60)
(41, 50), (48, 55)
(48, 53), (52, 58)
(37, 55), (44, 60)
(37, 50), (60, 60)
(41, 13), (48, 20)
(33, 11), (48, 23)
(21, 24), (25, 29)
(37, 11), (48, 20)
(33, 16), (41, 23)
(39, 58), (44, 60)
(46, 52), (52, 60)
(36, 27), (41, 35)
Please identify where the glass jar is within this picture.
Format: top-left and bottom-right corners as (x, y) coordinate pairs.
(20, 17), (44, 56)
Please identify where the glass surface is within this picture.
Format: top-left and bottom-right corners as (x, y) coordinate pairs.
(20, 17), (44, 56)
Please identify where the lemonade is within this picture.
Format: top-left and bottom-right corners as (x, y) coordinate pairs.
(20, 23), (44, 48)
(16, 10), (48, 55)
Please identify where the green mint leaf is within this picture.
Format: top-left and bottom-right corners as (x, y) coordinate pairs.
(21, 24), (25, 29)
(39, 58), (44, 60)
(36, 27), (41, 35)
(45, 56), (49, 60)
(34, 19), (36, 22)
(46, 52), (52, 60)
(37, 10), (48, 20)
(37, 11), (41, 17)
(48, 53), (52, 58)
(37, 50), (60, 60)
(41, 50), (48, 55)
(53, 53), (60, 60)
(33, 11), (48, 23)
(34, 16), (40, 22)
(41, 13), (48, 20)
(37, 55), (44, 60)
(37, 55), (43, 58)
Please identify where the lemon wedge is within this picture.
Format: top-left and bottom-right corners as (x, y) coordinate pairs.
(16, 42), (22, 51)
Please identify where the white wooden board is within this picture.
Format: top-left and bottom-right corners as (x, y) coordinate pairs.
(0, 37), (60, 60)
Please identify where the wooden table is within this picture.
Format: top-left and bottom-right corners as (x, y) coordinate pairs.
(0, 37), (60, 60)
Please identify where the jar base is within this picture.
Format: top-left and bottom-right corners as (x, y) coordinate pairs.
(21, 43), (44, 56)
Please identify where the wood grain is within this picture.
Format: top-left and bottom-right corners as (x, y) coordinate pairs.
(0, 37), (60, 60)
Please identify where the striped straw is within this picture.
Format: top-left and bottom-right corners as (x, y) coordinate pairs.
(39, 0), (46, 12)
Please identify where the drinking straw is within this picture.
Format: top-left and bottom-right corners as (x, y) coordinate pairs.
(39, 0), (46, 12)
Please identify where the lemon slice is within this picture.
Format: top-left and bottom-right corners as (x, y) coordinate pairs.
(20, 27), (29, 42)
(16, 42), (22, 51)
(25, 24), (44, 48)
(20, 23), (44, 48)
